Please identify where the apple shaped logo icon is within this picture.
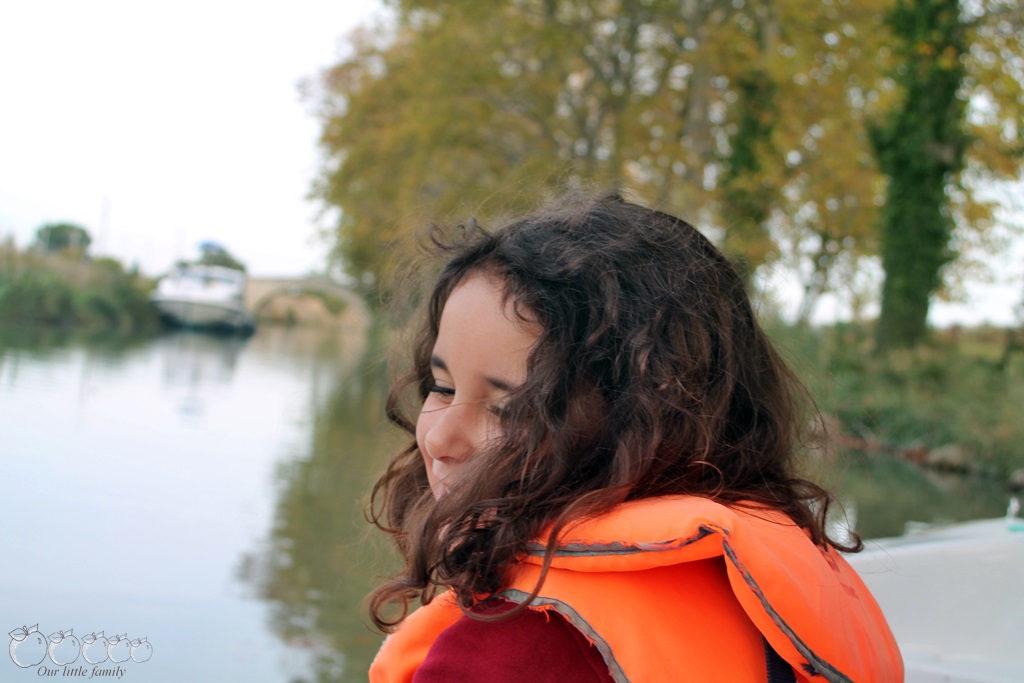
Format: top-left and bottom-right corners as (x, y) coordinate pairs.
(81, 632), (110, 664)
(107, 634), (130, 663)
(129, 637), (153, 663)
(8, 624), (47, 668)
(47, 629), (81, 666)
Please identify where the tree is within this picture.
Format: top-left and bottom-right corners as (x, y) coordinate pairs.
(309, 1), (766, 291)
(34, 222), (92, 256)
(753, 0), (889, 322)
(870, 0), (1024, 349)
(196, 241), (246, 272)
(719, 68), (779, 285)
(869, 0), (968, 350)
(309, 0), (900, 306)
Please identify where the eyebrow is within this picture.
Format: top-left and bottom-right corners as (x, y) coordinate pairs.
(430, 355), (515, 391)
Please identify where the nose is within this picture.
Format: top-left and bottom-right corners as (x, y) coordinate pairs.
(422, 402), (480, 464)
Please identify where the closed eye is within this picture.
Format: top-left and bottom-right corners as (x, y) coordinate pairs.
(428, 384), (455, 397)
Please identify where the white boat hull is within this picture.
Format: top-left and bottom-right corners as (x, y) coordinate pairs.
(151, 264), (254, 331)
(847, 516), (1024, 683)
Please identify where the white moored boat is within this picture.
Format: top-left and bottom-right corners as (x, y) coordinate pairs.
(846, 504), (1024, 683)
(151, 264), (254, 332)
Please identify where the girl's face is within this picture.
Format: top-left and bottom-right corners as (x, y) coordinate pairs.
(416, 273), (539, 500)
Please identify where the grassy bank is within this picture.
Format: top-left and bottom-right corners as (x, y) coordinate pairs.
(0, 241), (160, 333)
(769, 322), (1024, 480)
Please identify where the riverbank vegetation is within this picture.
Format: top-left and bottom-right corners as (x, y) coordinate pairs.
(769, 322), (1024, 484)
(0, 235), (159, 333)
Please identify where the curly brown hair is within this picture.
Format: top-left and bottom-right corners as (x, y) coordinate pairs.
(368, 192), (856, 631)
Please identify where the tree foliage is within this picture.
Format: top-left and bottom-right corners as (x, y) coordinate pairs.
(34, 222), (92, 256)
(313, 1), (884, 292)
(313, 0), (1023, 327)
(870, 0), (969, 349)
(869, 0), (1024, 348)
(196, 241), (247, 272)
(0, 240), (157, 331)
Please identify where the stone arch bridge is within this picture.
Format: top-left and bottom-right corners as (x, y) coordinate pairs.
(245, 277), (369, 326)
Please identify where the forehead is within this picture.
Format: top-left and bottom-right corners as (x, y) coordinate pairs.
(434, 273), (539, 378)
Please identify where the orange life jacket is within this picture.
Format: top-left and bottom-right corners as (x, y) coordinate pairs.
(369, 496), (904, 683)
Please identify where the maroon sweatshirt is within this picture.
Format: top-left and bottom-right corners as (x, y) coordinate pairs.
(412, 600), (614, 682)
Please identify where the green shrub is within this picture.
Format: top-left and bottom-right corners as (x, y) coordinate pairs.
(0, 244), (159, 333)
(769, 323), (1024, 476)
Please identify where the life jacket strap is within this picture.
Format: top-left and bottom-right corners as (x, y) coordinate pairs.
(765, 637), (797, 683)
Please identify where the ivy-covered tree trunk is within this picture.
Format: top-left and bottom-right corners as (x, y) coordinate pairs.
(870, 0), (968, 350)
(719, 2), (781, 287)
(721, 69), (779, 287)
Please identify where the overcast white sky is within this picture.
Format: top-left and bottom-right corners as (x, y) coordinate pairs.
(1, 1), (1020, 325)
(0, 0), (381, 278)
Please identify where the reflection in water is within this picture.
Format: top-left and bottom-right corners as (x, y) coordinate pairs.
(5, 325), (1011, 682)
(0, 325), (377, 683)
(240, 333), (403, 683)
(160, 332), (249, 417)
(820, 454), (1011, 539)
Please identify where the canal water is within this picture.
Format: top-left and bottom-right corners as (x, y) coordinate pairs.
(0, 327), (1011, 682)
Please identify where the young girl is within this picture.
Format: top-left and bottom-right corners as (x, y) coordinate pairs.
(367, 194), (902, 682)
